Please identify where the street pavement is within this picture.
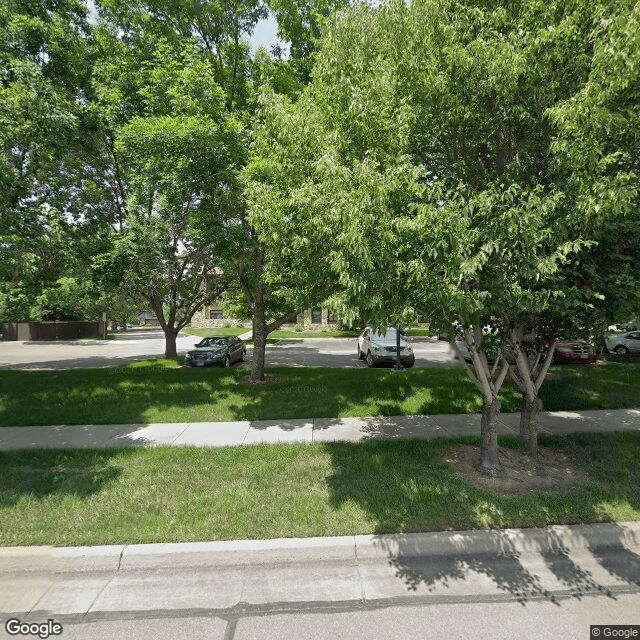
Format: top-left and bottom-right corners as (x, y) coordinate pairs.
(1, 408), (639, 451)
(0, 329), (202, 370)
(1, 523), (639, 639)
(0, 331), (457, 369)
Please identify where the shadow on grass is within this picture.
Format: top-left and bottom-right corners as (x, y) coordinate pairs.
(0, 448), (126, 508)
(324, 433), (640, 605)
(0, 358), (638, 428)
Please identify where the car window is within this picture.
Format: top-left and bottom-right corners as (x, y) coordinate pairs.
(206, 337), (229, 346)
(629, 332), (640, 340)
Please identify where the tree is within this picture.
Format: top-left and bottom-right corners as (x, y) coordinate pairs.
(239, 89), (351, 381)
(0, 0), (94, 318)
(278, 0), (603, 474)
(548, 0), (640, 340)
(90, 0), (316, 368)
(95, 111), (240, 357)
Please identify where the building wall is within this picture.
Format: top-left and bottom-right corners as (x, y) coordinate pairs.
(189, 306), (251, 329)
(189, 307), (340, 330)
(278, 308), (340, 330)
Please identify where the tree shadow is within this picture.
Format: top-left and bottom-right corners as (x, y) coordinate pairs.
(0, 448), (132, 508)
(379, 524), (639, 606)
(322, 434), (640, 606)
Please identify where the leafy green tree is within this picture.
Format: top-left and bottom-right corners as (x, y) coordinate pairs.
(239, 90), (349, 381)
(548, 0), (640, 341)
(0, 0), (93, 317)
(96, 110), (240, 357)
(96, 0), (267, 112)
(285, 0), (606, 473)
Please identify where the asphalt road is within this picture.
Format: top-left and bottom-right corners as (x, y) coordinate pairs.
(0, 330), (201, 370)
(0, 331), (460, 370)
(3, 524), (639, 640)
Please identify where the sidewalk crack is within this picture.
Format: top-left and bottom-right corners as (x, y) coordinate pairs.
(170, 424), (190, 445)
(83, 572), (117, 621)
(117, 545), (127, 571)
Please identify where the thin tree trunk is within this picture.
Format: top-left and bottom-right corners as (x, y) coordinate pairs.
(249, 297), (267, 382)
(164, 330), (178, 359)
(508, 329), (556, 471)
(454, 327), (509, 477)
(479, 397), (502, 476)
(520, 396), (542, 467)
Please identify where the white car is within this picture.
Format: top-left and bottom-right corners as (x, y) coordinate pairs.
(357, 327), (415, 368)
(607, 331), (640, 355)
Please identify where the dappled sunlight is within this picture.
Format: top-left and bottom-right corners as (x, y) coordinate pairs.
(472, 501), (505, 528)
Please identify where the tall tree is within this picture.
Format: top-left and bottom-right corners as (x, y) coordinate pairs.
(283, 0), (603, 473)
(0, 0), (93, 317)
(87, 27), (244, 356)
(548, 0), (640, 339)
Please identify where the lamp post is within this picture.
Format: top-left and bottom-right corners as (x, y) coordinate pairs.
(393, 324), (405, 372)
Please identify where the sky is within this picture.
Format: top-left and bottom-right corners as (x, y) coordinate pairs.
(87, 1), (283, 54)
(249, 13), (281, 53)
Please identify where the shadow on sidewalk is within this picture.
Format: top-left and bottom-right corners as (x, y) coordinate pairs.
(323, 433), (640, 605)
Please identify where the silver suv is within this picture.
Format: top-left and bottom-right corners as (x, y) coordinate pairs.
(357, 327), (415, 368)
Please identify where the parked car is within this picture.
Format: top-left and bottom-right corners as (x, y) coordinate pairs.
(453, 336), (500, 364)
(184, 336), (246, 367)
(606, 331), (640, 355)
(553, 340), (596, 364)
(357, 327), (415, 368)
(618, 321), (639, 332)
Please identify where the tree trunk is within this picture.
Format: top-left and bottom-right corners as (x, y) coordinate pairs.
(520, 396), (542, 468)
(164, 330), (178, 359)
(249, 303), (267, 383)
(479, 397), (502, 476)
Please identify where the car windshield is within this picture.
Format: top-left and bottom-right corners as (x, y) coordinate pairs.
(371, 328), (405, 343)
(198, 337), (230, 347)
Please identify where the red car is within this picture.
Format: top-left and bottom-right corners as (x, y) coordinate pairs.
(553, 340), (596, 364)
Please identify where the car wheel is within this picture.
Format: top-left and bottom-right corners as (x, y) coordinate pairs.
(365, 352), (375, 367)
(406, 357), (415, 368)
(615, 345), (629, 355)
(225, 355), (231, 367)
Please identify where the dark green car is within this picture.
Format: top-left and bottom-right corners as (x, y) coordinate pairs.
(184, 336), (246, 367)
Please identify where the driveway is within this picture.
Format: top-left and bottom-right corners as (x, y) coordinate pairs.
(0, 329), (201, 370)
(0, 332), (459, 370)
(261, 337), (459, 368)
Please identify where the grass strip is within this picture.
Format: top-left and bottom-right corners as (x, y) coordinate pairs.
(0, 432), (637, 547)
(180, 327), (249, 337)
(0, 360), (638, 427)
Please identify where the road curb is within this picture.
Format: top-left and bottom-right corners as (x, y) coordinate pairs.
(2, 522), (638, 574)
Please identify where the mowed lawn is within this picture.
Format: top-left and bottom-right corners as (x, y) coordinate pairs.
(0, 360), (638, 427)
(0, 433), (638, 546)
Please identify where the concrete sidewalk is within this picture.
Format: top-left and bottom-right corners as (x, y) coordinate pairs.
(0, 408), (639, 451)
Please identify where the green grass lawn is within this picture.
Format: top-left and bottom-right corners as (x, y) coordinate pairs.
(269, 329), (360, 338)
(406, 328), (435, 336)
(0, 360), (638, 428)
(0, 432), (638, 546)
(181, 326), (249, 337)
